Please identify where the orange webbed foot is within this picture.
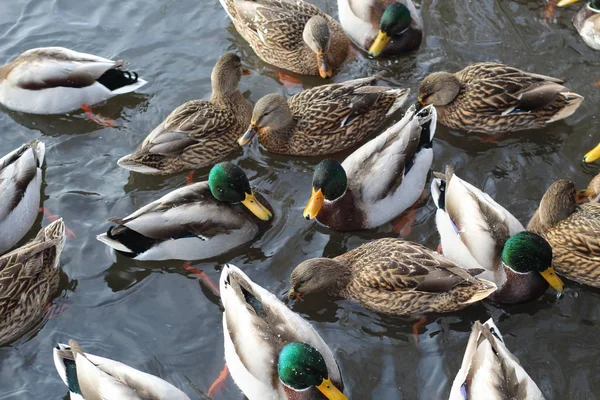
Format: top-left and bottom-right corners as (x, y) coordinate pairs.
(392, 208), (418, 236)
(277, 72), (303, 90)
(208, 363), (229, 398)
(186, 172), (195, 185)
(182, 262), (220, 295)
(412, 317), (427, 344)
(479, 132), (506, 144)
(81, 104), (117, 128)
(40, 208), (76, 238)
(543, 0), (559, 22)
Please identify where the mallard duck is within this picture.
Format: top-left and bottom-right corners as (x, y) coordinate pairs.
(527, 180), (600, 288)
(0, 47), (146, 115)
(337, 0), (423, 57)
(238, 74), (409, 155)
(97, 162), (273, 261)
(220, 264), (347, 400)
(558, 0), (600, 50)
(577, 172), (600, 202)
(117, 53), (251, 174)
(449, 319), (545, 400)
(0, 140), (45, 254)
(289, 238), (497, 316)
(218, 0), (349, 78)
(302, 104), (435, 231)
(0, 218), (65, 347)
(53, 340), (190, 399)
(583, 142), (600, 163)
(417, 62), (584, 133)
(431, 167), (564, 304)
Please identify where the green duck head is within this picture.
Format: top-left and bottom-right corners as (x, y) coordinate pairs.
(368, 3), (413, 58)
(303, 160), (347, 219)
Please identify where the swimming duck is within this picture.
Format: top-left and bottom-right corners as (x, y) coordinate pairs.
(302, 104), (435, 231)
(53, 340), (190, 399)
(238, 74), (409, 155)
(220, 264), (347, 400)
(117, 53), (251, 174)
(218, 0), (349, 78)
(289, 238), (497, 317)
(97, 162), (273, 261)
(577, 172), (600, 202)
(583, 142), (600, 163)
(0, 47), (146, 114)
(337, 0), (423, 57)
(527, 179), (600, 288)
(449, 319), (545, 400)
(0, 140), (45, 254)
(431, 167), (564, 304)
(0, 219), (65, 347)
(418, 62), (584, 133)
(558, 0), (600, 50)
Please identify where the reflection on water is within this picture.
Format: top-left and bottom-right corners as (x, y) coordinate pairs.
(0, 0), (600, 399)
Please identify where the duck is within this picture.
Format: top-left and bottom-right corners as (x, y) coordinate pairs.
(576, 172), (600, 202)
(0, 219), (65, 347)
(218, 0), (349, 78)
(449, 319), (545, 400)
(238, 74), (409, 155)
(288, 238), (497, 317)
(583, 142), (600, 163)
(417, 62), (584, 133)
(0, 47), (146, 115)
(430, 166), (564, 304)
(97, 162), (273, 261)
(117, 53), (251, 175)
(220, 264), (347, 400)
(527, 179), (600, 288)
(558, 0), (600, 50)
(53, 339), (190, 399)
(0, 140), (45, 254)
(337, 0), (423, 57)
(302, 104), (435, 231)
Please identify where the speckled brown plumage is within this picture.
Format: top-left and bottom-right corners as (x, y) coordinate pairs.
(0, 219), (65, 346)
(527, 180), (600, 288)
(220, 0), (349, 76)
(289, 238), (496, 317)
(418, 62), (584, 133)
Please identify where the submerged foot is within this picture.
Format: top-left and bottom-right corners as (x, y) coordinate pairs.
(277, 72), (303, 90)
(81, 104), (117, 128)
(412, 317), (427, 344)
(182, 262), (220, 295)
(208, 363), (229, 398)
(41, 208), (76, 238)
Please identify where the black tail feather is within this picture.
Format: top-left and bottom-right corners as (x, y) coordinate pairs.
(97, 68), (139, 91)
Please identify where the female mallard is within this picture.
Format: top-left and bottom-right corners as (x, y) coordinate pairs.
(449, 319), (545, 400)
(527, 180), (600, 288)
(54, 340), (190, 399)
(431, 167), (564, 304)
(417, 62), (583, 133)
(288, 238), (497, 316)
(337, 0), (423, 57)
(0, 219), (65, 347)
(0, 140), (45, 254)
(577, 172), (600, 202)
(220, 264), (347, 400)
(117, 53), (251, 174)
(97, 162), (273, 261)
(238, 74), (409, 155)
(558, 0), (600, 50)
(0, 47), (146, 115)
(302, 104), (435, 231)
(218, 0), (349, 78)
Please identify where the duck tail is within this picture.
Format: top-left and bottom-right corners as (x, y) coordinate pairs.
(97, 67), (148, 94)
(384, 88), (410, 117)
(547, 92), (584, 123)
(462, 278), (497, 304)
(117, 153), (163, 174)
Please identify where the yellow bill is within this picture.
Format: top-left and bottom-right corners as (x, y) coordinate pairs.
(540, 266), (564, 292)
(557, 0), (581, 6)
(241, 66), (251, 76)
(576, 189), (592, 203)
(316, 51), (332, 79)
(303, 187), (325, 220)
(316, 378), (348, 400)
(288, 288), (302, 300)
(583, 142), (600, 163)
(238, 124), (259, 146)
(242, 191), (272, 221)
(368, 31), (391, 58)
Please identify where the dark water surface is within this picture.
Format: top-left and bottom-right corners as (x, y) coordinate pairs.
(1, 0), (599, 398)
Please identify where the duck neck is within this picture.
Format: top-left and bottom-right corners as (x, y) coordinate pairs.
(590, 0), (600, 11)
(212, 90), (251, 125)
(492, 263), (548, 304)
(326, 259), (354, 295)
(258, 122), (297, 152)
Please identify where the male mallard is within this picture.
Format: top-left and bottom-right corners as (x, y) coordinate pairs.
(117, 54), (251, 174)
(0, 140), (45, 254)
(0, 219), (65, 347)
(53, 340), (190, 399)
(337, 0), (423, 57)
(238, 75), (409, 155)
(558, 0), (600, 50)
(527, 180), (600, 288)
(431, 167), (564, 304)
(0, 47), (146, 114)
(302, 104), (435, 231)
(220, 264), (347, 400)
(288, 238), (497, 317)
(449, 319), (545, 400)
(583, 142), (600, 163)
(418, 62), (584, 133)
(97, 162), (273, 261)
(218, 0), (349, 78)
